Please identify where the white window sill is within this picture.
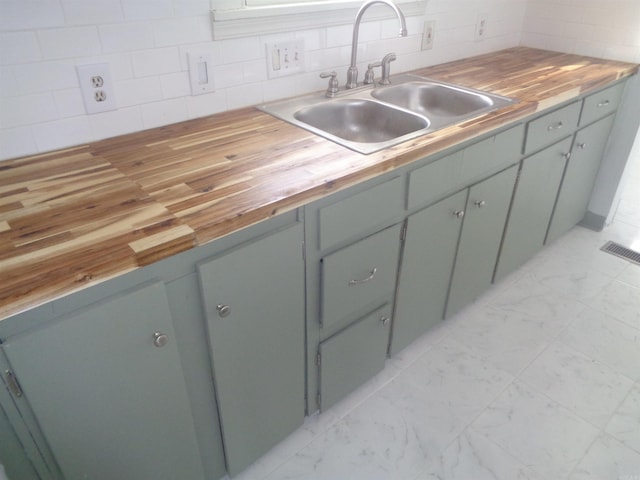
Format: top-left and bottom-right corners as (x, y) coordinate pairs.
(211, 0), (426, 40)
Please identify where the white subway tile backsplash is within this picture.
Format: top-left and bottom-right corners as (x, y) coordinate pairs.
(33, 117), (95, 152)
(122, 0), (174, 21)
(153, 16), (212, 47)
(38, 27), (102, 60)
(160, 71), (191, 99)
(89, 106), (143, 139)
(0, 126), (37, 160)
(0, 32), (42, 65)
(61, 0), (124, 26)
(12, 60), (77, 94)
(53, 88), (85, 118)
(141, 98), (188, 129)
(116, 77), (163, 107)
(0, 93), (58, 128)
(99, 23), (155, 54)
(2, 0), (638, 161)
(132, 47), (181, 77)
(0, 0), (65, 31)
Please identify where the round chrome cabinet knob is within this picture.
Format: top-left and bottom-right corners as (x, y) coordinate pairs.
(217, 304), (231, 318)
(153, 332), (169, 347)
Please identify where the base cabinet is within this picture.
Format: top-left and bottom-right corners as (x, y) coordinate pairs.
(198, 223), (305, 476)
(495, 137), (572, 281)
(0, 403), (39, 480)
(446, 165), (518, 317)
(391, 190), (467, 355)
(546, 114), (616, 243)
(2, 282), (206, 480)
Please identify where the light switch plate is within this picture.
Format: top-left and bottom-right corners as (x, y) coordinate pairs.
(266, 39), (305, 79)
(188, 50), (216, 96)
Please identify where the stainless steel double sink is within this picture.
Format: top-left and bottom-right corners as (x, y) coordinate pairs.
(258, 74), (517, 154)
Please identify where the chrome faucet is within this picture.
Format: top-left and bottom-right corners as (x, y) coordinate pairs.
(346, 0), (407, 89)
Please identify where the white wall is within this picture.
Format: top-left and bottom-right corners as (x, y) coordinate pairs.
(0, 0), (525, 161)
(521, 0), (640, 63)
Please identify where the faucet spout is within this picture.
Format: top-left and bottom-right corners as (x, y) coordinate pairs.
(346, 0), (407, 89)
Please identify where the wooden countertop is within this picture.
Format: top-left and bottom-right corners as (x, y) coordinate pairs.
(1, 47), (637, 319)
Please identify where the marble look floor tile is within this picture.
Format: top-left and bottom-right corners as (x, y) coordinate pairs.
(448, 305), (560, 376)
(559, 307), (640, 381)
(617, 264), (640, 289)
(520, 341), (634, 427)
(472, 381), (600, 479)
(555, 222), (640, 255)
(587, 279), (640, 330)
(418, 427), (546, 480)
(337, 374), (472, 479)
(262, 421), (391, 480)
(568, 434), (640, 480)
(488, 272), (585, 325)
(528, 251), (615, 301)
(400, 340), (513, 422)
(606, 384), (640, 454)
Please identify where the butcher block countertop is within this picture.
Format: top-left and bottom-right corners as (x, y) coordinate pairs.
(1, 47), (638, 319)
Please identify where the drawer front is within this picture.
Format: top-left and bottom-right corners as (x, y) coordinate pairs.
(319, 177), (403, 249)
(408, 124), (523, 209)
(318, 304), (391, 410)
(580, 82), (624, 127)
(524, 101), (581, 154)
(321, 224), (401, 329)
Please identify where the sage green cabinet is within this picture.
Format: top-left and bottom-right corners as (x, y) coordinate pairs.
(198, 223), (305, 477)
(495, 136), (572, 281)
(318, 303), (392, 410)
(446, 165), (518, 317)
(0, 402), (39, 480)
(546, 114), (616, 244)
(2, 282), (205, 480)
(391, 190), (467, 355)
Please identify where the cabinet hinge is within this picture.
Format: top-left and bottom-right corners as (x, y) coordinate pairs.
(316, 392), (321, 408)
(400, 222), (408, 242)
(315, 352), (321, 366)
(4, 370), (23, 398)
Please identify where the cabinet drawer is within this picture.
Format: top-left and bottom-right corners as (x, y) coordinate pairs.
(318, 304), (391, 410)
(524, 101), (581, 154)
(408, 124), (523, 209)
(580, 82), (624, 127)
(321, 224), (401, 329)
(319, 177), (403, 249)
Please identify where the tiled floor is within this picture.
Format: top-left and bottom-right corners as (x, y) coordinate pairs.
(231, 152), (640, 480)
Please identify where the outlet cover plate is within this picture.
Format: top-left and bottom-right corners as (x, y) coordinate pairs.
(76, 63), (117, 114)
(422, 20), (435, 50)
(188, 50), (216, 96)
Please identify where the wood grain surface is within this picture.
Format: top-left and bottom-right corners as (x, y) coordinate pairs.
(1, 47), (638, 319)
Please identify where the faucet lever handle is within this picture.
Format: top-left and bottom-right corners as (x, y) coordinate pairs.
(320, 71), (339, 97)
(379, 53), (397, 85)
(364, 61), (382, 85)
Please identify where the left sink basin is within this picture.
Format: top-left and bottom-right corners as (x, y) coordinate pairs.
(294, 99), (429, 144)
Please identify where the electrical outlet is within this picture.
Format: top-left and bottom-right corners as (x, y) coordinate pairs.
(475, 15), (487, 42)
(76, 63), (116, 114)
(266, 39), (305, 79)
(422, 20), (435, 50)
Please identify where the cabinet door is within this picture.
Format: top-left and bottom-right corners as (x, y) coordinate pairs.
(199, 224), (305, 476)
(391, 190), (467, 355)
(319, 304), (391, 410)
(495, 137), (572, 281)
(3, 282), (205, 480)
(546, 114), (616, 244)
(446, 165), (518, 317)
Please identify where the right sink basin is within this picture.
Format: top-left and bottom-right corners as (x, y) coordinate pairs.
(371, 77), (516, 128)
